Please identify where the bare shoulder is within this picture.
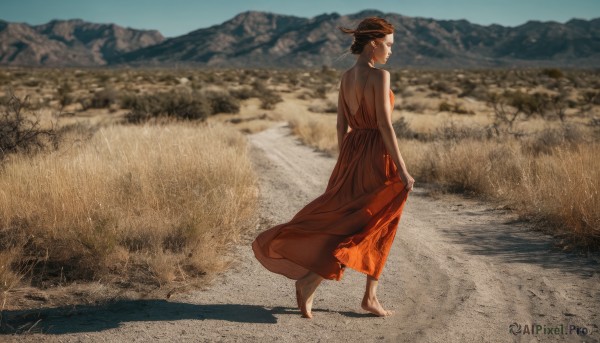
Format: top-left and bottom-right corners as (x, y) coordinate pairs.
(370, 68), (390, 92)
(370, 68), (390, 81)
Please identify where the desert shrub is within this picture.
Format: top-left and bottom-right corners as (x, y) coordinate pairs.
(487, 90), (551, 130)
(319, 65), (339, 83)
(288, 73), (300, 87)
(0, 95), (60, 162)
(509, 91), (550, 118)
(431, 122), (490, 141)
(392, 117), (417, 139)
(400, 89), (414, 98)
(322, 101), (338, 114)
(522, 124), (586, 156)
(94, 72), (112, 84)
(399, 101), (427, 113)
(260, 92), (283, 110)
(57, 81), (74, 109)
(308, 101), (337, 114)
(580, 91), (600, 105)
(251, 80), (283, 110)
(438, 101), (473, 114)
(151, 92), (211, 120)
(23, 78), (42, 87)
(255, 70), (271, 80)
(78, 87), (118, 111)
(230, 86), (256, 100)
(457, 79), (476, 98)
(457, 79), (488, 101)
(0, 123), (258, 302)
(89, 87), (118, 109)
(439, 101), (453, 112)
(119, 92), (140, 109)
(204, 91), (240, 114)
(123, 91), (212, 123)
(296, 91), (313, 100)
(222, 70), (238, 83)
(541, 68), (564, 79)
(158, 74), (178, 85)
(428, 81), (455, 94)
(314, 85), (328, 99)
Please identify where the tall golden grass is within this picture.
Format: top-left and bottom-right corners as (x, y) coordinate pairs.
(288, 114), (337, 156)
(0, 122), (258, 299)
(403, 137), (600, 247)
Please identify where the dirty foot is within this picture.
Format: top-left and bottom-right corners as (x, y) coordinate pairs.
(295, 280), (316, 319)
(361, 296), (394, 317)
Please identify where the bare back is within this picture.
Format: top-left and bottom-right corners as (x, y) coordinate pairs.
(341, 66), (390, 120)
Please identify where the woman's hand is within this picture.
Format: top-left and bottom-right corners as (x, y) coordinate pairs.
(399, 171), (415, 192)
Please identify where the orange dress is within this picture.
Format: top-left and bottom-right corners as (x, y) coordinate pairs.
(252, 72), (410, 281)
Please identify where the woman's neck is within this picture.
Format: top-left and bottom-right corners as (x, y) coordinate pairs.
(355, 53), (375, 68)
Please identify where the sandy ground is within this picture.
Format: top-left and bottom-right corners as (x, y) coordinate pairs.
(2, 121), (599, 343)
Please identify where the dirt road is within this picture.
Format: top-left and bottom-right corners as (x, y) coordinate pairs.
(5, 122), (599, 342)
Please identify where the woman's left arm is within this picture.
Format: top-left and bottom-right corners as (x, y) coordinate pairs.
(336, 82), (348, 151)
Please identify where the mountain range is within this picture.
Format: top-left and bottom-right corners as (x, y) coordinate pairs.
(0, 18), (163, 66)
(1, 9), (599, 68)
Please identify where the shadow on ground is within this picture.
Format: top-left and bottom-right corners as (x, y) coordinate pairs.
(411, 191), (600, 278)
(1, 300), (278, 335)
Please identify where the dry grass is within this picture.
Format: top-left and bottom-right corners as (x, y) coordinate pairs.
(1, 66), (599, 309)
(280, 89), (599, 250)
(400, 135), (600, 250)
(286, 112), (600, 249)
(288, 113), (337, 156)
(0, 122), (258, 306)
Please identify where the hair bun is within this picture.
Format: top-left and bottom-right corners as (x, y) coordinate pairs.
(338, 17), (394, 55)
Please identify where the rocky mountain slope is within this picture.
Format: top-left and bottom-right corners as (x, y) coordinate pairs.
(0, 19), (164, 66)
(1, 10), (599, 68)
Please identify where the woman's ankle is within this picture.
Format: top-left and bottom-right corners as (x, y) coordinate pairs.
(362, 293), (378, 302)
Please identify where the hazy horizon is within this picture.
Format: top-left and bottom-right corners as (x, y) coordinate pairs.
(0, 0), (598, 38)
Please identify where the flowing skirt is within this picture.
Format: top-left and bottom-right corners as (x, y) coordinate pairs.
(252, 128), (409, 281)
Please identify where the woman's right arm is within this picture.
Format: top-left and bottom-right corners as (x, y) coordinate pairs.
(374, 69), (414, 190)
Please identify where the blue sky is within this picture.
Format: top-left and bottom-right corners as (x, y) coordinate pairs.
(1, 0), (598, 38)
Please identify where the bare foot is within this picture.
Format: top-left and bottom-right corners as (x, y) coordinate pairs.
(361, 296), (394, 317)
(295, 279), (316, 319)
(295, 285), (301, 310)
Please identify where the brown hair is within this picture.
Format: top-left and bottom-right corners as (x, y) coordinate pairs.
(338, 17), (394, 54)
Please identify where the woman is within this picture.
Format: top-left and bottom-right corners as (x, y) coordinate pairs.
(252, 17), (415, 319)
